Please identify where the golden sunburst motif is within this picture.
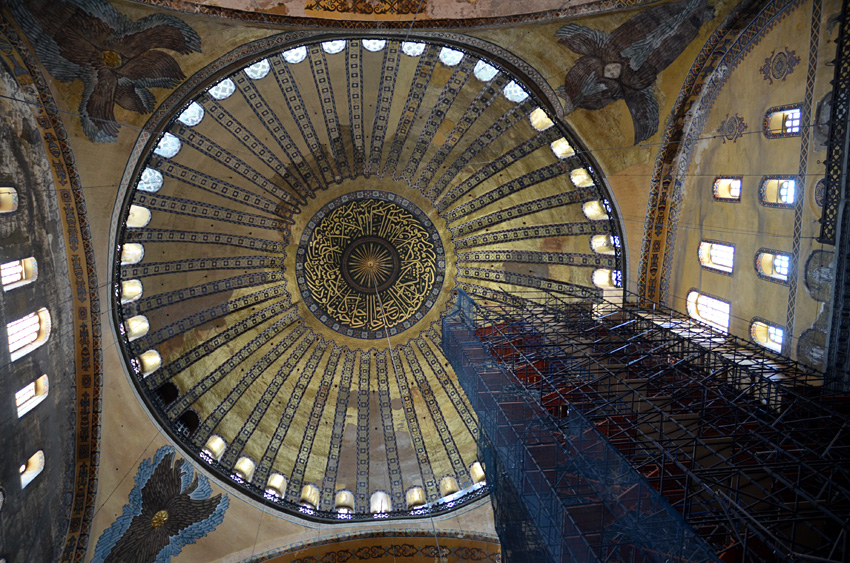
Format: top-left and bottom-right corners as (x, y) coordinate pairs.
(151, 510), (169, 529)
(297, 192), (444, 339)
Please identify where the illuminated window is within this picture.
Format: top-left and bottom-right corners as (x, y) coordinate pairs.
(7, 308), (51, 361)
(401, 42), (425, 57)
(764, 105), (803, 138)
(370, 490), (392, 513)
(126, 205), (151, 228)
(698, 241), (734, 274)
(137, 349), (161, 376)
(406, 486), (426, 509)
(19, 451), (44, 489)
(759, 177), (796, 207)
(503, 81), (529, 103)
(120, 243), (144, 265)
(232, 456), (256, 483)
(570, 168), (594, 188)
(137, 168), (163, 193)
(439, 475), (460, 497)
(208, 78), (236, 100)
(530, 108), (554, 131)
(265, 473), (287, 500)
(16, 374), (48, 418)
(362, 39), (386, 52)
(470, 461), (486, 484)
(439, 47), (464, 66)
(177, 102), (204, 126)
(244, 58), (270, 80)
(120, 279), (143, 304)
(686, 291), (730, 332)
(590, 234), (620, 255)
(321, 40), (346, 55)
(0, 187), (18, 213)
(124, 315), (150, 341)
(1, 257), (37, 291)
(282, 46), (307, 64)
(334, 489), (355, 513)
(201, 435), (226, 462)
(550, 138), (575, 158)
(153, 133), (181, 158)
(756, 250), (792, 283)
(751, 320), (784, 353)
(592, 268), (622, 289)
(473, 60), (498, 82)
(300, 483), (320, 509)
(713, 177), (741, 201)
(582, 200), (610, 221)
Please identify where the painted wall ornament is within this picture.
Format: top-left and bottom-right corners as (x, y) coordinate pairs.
(717, 113), (747, 143)
(9, 0), (200, 143)
(759, 48), (801, 85)
(91, 446), (229, 563)
(555, 0), (714, 144)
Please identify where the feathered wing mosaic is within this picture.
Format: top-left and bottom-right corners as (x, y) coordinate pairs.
(556, 0), (715, 144)
(92, 446), (229, 563)
(9, 0), (200, 143)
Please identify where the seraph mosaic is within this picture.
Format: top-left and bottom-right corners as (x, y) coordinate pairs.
(556, 0), (714, 144)
(9, 0), (200, 143)
(92, 446), (229, 563)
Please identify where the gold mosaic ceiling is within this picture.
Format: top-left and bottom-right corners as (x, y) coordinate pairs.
(112, 34), (622, 518)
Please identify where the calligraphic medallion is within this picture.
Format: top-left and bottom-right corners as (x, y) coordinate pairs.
(296, 191), (444, 339)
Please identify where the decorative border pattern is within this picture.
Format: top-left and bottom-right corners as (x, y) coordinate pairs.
(0, 17), (103, 563)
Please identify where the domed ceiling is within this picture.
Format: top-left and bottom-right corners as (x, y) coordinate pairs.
(111, 33), (623, 519)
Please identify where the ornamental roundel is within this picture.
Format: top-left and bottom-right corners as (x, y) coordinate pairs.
(295, 191), (445, 339)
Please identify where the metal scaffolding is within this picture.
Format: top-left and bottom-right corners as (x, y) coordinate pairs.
(443, 288), (850, 563)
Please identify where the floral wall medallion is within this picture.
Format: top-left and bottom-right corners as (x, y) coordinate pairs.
(9, 0), (200, 143)
(759, 48), (801, 85)
(91, 446), (229, 563)
(717, 113), (747, 143)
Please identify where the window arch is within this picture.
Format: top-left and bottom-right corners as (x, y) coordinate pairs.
(321, 40), (346, 55)
(16, 374), (49, 418)
(759, 176), (796, 207)
(126, 205), (151, 228)
(439, 475), (460, 497)
(0, 187), (18, 213)
(592, 268), (622, 289)
(175, 410), (200, 437)
(370, 490), (392, 513)
(590, 234), (620, 255)
(362, 39), (386, 53)
(153, 133), (181, 158)
(1, 257), (38, 291)
(751, 319), (784, 353)
(265, 473), (287, 500)
(764, 104), (802, 138)
(300, 483), (320, 509)
(550, 137), (575, 158)
(155, 381), (179, 406)
(439, 47), (463, 66)
(120, 279), (143, 304)
(124, 315), (150, 341)
(406, 486), (427, 509)
(232, 456), (256, 483)
(529, 108), (554, 131)
(244, 58), (270, 80)
(201, 435), (227, 462)
(177, 101), (205, 126)
(713, 177), (742, 201)
(755, 249), (792, 283)
(470, 461), (486, 484)
(686, 291), (730, 332)
(401, 42), (425, 57)
(698, 241), (735, 274)
(120, 243), (144, 265)
(583, 200), (611, 221)
(19, 450), (44, 489)
(208, 78), (236, 100)
(570, 168), (594, 188)
(282, 46), (307, 64)
(7, 308), (51, 361)
(137, 168), (163, 193)
(503, 81), (529, 103)
(334, 489), (355, 513)
(137, 350), (161, 376)
(473, 60), (498, 82)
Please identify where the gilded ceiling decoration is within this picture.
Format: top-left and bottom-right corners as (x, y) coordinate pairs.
(112, 33), (622, 519)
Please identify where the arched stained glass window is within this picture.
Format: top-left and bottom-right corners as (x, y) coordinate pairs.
(208, 78), (236, 100)
(244, 58), (270, 80)
(321, 40), (346, 55)
(764, 105), (803, 138)
(177, 101), (204, 126)
(759, 177), (796, 208)
(439, 47), (464, 66)
(362, 39), (386, 52)
(137, 168), (163, 193)
(282, 46), (307, 64)
(16, 374), (49, 418)
(1, 257), (37, 291)
(698, 241), (735, 274)
(401, 42), (425, 57)
(504, 81), (529, 103)
(713, 177), (742, 201)
(686, 291), (730, 332)
(473, 60), (498, 82)
(751, 320), (784, 353)
(153, 133), (181, 158)
(755, 249), (792, 283)
(7, 308), (51, 361)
